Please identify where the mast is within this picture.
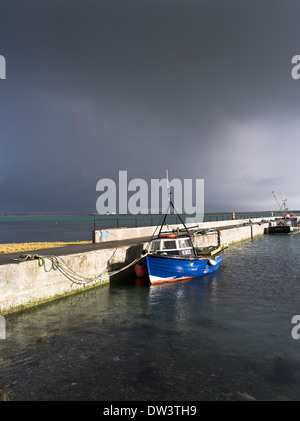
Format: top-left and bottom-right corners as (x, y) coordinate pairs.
(157, 170), (197, 255)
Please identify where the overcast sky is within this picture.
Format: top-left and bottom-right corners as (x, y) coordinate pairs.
(1, 0), (300, 214)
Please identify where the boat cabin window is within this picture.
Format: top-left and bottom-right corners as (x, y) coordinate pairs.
(150, 237), (195, 256)
(151, 241), (161, 251)
(163, 240), (177, 250)
(178, 239), (190, 249)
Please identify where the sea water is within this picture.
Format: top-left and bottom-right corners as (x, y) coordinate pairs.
(0, 212), (280, 243)
(1, 234), (300, 400)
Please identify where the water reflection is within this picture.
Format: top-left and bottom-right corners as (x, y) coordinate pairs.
(1, 235), (300, 400)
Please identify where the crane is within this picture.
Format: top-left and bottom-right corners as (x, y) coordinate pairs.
(272, 190), (288, 216)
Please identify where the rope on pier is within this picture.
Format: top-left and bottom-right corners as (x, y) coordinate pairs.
(12, 249), (150, 285)
(13, 254), (108, 285)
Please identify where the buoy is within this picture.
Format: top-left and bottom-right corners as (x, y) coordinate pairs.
(134, 264), (146, 277)
(232, 212), (236, 220)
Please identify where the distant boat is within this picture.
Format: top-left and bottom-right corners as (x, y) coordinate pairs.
(266, 215), (298, 234)
(267, 191), (299, 234)
(267, 222), (291, 234)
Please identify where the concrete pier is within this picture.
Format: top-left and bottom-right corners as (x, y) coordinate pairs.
(0, 239), (148, 315)
(0, 218), (271, 315)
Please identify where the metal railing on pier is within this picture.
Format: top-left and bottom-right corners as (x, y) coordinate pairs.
(93, 211), (285, 230)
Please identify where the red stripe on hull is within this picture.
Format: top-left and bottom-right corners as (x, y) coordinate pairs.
(150, 276), (195, 285)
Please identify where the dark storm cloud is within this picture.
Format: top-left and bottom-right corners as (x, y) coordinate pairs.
(1, 0), (300, 213)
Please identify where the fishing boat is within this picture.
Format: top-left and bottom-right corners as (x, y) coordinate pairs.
(141, 233), (223, 285)
(266, 222), (291, 234)
(266, 191), (299, 234)
(134, 175), (224, 284)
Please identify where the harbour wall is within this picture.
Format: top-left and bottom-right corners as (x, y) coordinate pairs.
(0, 242), (145, 315)
(0, 218), (271, 315)
(94, 217), (271, 243)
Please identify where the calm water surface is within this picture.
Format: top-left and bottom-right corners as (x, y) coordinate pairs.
(1, 234), (300, 401)
(0, 213), (280, 243)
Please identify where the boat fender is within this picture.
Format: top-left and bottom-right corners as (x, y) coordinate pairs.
(134, 264), (146, 278)
(208, 259), (217, 266)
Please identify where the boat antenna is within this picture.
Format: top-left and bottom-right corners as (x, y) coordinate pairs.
(157, 171), (172, 237)
(157, 171), (195, 246)
(281, 189), (288, 216)
(166, 169), (170, 199)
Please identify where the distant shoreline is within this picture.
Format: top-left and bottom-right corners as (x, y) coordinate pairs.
(0, 213), (96, 217)
(0, 210), (290, 217)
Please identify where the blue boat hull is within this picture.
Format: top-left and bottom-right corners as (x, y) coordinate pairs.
(143, 253), (223, 284)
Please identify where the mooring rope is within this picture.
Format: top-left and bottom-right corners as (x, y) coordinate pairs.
(109, 249), (150, 277)
(12, 248), (150, 285)
(13, 254), (108, 285)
